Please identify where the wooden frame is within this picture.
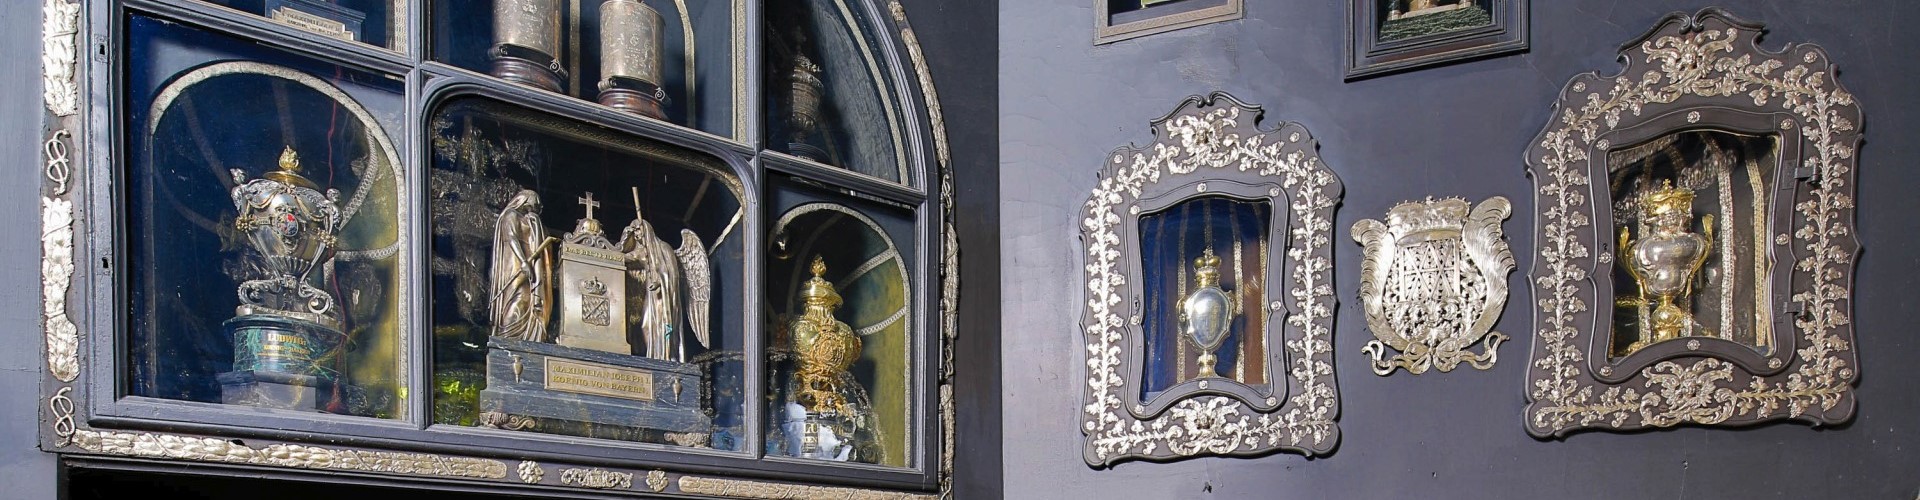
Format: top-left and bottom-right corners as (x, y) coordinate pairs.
(1346, 0), (1528, 80)
(1077, 92), (1341, 467)
(1521, 8), (1863, 437)
(1093, 0), (1243, 45)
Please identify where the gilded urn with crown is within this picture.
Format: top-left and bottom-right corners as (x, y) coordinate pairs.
(1622, 180), (1712, 349)
(791, 256), (862, 416)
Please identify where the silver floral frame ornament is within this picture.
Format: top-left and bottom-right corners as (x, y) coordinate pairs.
(1078, 92), (1342, 467)
(1522, 8), (1863, 437)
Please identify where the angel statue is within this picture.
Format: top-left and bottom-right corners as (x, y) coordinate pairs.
(490, 190), (558, 342)
(618, 188), (714, 361)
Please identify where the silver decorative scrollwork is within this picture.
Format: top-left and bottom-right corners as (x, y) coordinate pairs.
(1523, 8), (1862, 436)
(42, 152), (77, 383)
(1078, 92), (1341, 466)
(887, 1), (960, 492)
(1354, 196), (1514, 376)
(42, 0), (80, 117)
(57, 403), (509, 481)
(559, 467), (634, 489)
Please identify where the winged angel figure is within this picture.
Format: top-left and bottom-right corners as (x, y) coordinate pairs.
(1353, 196), (1514, 376)
(619, 192), (714, 362)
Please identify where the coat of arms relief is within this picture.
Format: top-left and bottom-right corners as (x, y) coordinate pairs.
(1354, 197), (1515, 376)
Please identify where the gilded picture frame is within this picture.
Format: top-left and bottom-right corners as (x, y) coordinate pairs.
(1521, 8), (1863, 437)
(1346, 0), (1528, 80)
(1078, 92), (1341, 466)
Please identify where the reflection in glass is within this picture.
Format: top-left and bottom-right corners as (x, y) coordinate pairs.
(432, 0), (739, 136)
(765, 203), (912, 467)
(1139, 197), (1272, 398)
(125, 16), (406, 417)
(763, 0), (906, 182)
(199, 0), (403, 49)
(427, 97), (746, 450)
(1608, 130), (1778, 357)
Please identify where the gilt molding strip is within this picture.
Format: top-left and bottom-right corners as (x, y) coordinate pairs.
(1522, 8), (1862, 436)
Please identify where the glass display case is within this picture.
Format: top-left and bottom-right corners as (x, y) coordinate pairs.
(1136, 196), (1272, 399)
(763, 0), (911, 184)
(1605, 130), (1780, 359)
(762, 177), (917, 467)
(198, 0), (406, 50)
(430, 0), (745, 138)
(123, 14), (408, 418)
(426, 96), (749, 449)
(43, 0), (949, 495)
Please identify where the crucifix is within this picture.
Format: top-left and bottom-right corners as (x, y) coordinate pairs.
(578, 192), (601, 220)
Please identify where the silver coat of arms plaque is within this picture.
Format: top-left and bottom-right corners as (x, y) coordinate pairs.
(1353, 196), (1514, 376)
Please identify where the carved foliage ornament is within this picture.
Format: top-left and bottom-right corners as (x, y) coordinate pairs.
(1522, 8), (1862, 436)
(1354, 196), (1514, 376)
(1078, 92), (1342, 466)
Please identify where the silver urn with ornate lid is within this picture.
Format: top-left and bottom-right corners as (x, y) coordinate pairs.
(220, 146), (348, 412)
(1181, 247), (1236, 377)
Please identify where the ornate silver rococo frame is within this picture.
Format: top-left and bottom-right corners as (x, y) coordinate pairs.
(1078, 92), (1342, 466)
(37, 0), (960, 498)
(1522, 8), (1863, 437)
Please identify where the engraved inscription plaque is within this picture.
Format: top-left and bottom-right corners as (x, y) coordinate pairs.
(545, 358), (657, 402)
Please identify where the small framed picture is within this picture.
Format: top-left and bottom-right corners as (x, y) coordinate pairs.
(1347, 0), (1528, 80)
(1094, 0), (1245, 45)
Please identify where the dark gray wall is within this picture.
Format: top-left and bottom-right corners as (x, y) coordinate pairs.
(1001, 1), (1919, 498)
(897, 0), (1003, 498)
(1, 1), (62, 499)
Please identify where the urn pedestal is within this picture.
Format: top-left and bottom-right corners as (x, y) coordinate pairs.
(219, 314), (346, 412)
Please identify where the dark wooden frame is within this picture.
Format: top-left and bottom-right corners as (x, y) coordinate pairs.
(38, 0), (964, 496)
(1077, 92), (1341, 467)
(1345, 0), (1528, 80)
(1092, 0), (1243, 45)
(1520, 8), (1863, 437)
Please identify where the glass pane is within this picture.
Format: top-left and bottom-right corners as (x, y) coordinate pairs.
(124, 15), (409, 418)
(198, 0), (407, 51)
(1607, 130), (1779, 358)
(763, 182), (916, 467)
(431, 0), (742, 138)
(1137, 197), (1273, 398)
(763, 0), (908, 183)
(1109, 0), (1230, 25)
(427, 96), (748, 451)
(1377, 0), (1494, 43)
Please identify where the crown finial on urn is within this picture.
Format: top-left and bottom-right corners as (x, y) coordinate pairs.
(1193, 247), (1222, 288)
